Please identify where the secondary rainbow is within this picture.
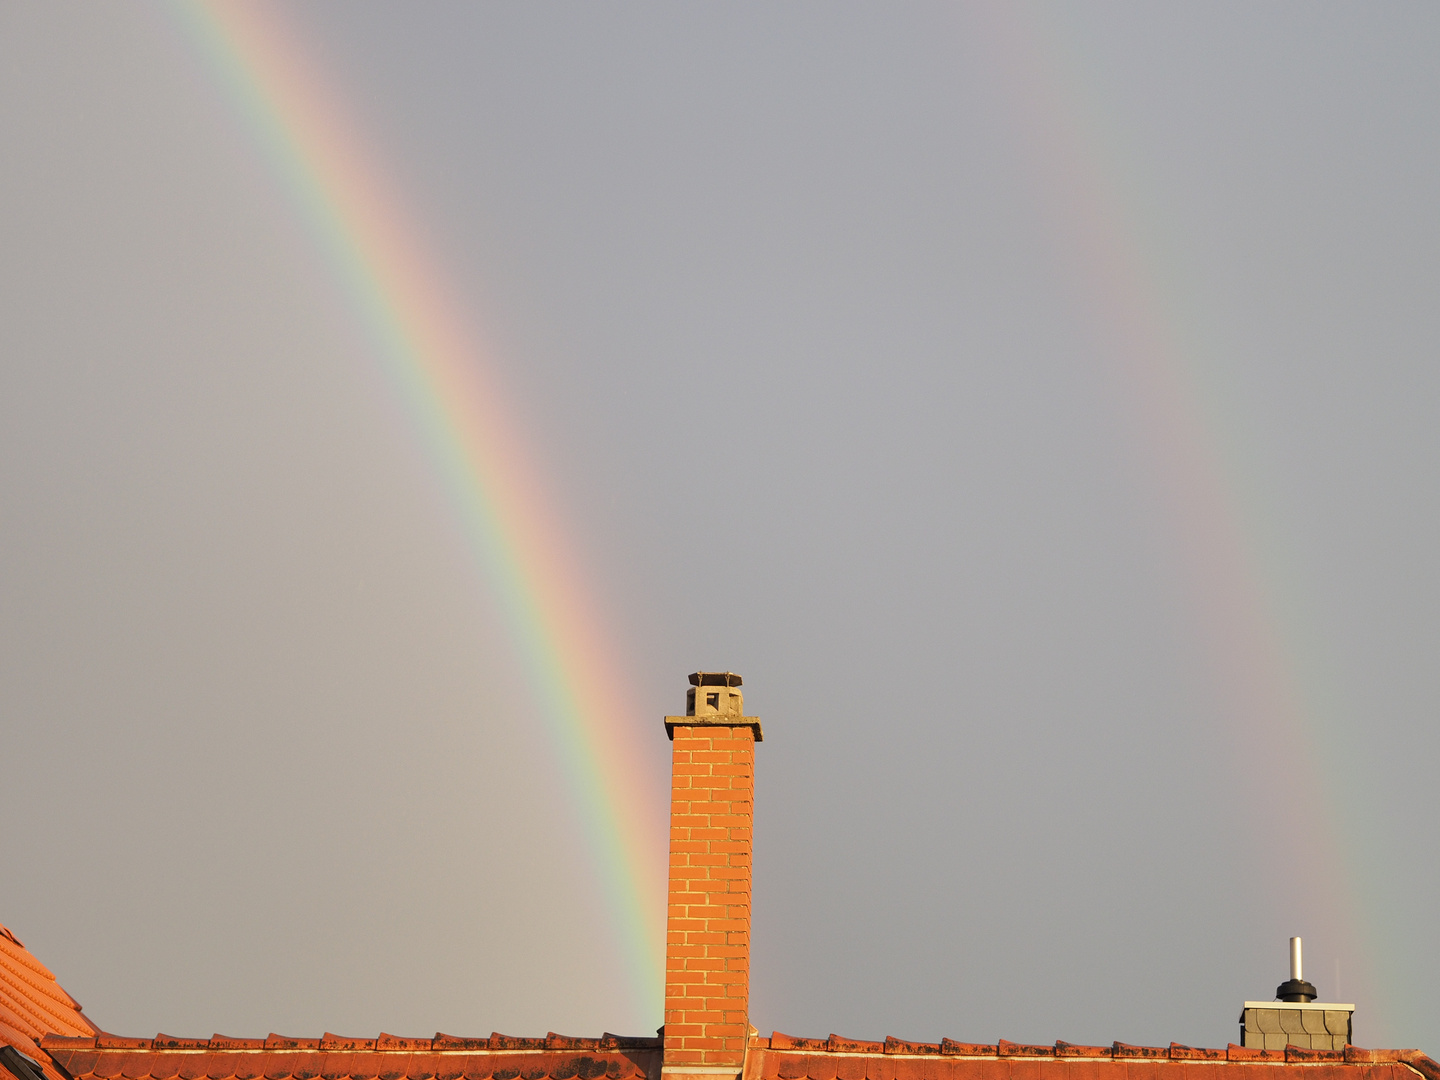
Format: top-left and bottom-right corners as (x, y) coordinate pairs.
(166, 1), (666, 1021)
(971, 3), (1390, 1038)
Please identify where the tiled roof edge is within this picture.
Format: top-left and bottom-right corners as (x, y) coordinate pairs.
(37, 1042), (668, 1059)
(759, 1034), (1440, 1066)
(1387, 1050), (1440, 1080)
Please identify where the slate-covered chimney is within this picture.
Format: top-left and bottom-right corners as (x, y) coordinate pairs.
(1239, 937), (1354, 1050)
(662, 673), (763, 1080)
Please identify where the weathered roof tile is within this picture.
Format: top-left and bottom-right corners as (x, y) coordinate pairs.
(376, 1037), (430, 1052)
(1113, 1043), (1167, 1059)
(1169, 1044), (1225, 1061)
(1227, 1044), (1285, 1062)
(153, 1037), (208, 1051)
(1055, 1042), (1110, 1058)
(996, 1041), (1052, 1058)
(884, 1039), (940, 1056)
(122, 1052), (161, 1078)
(937, 1042), (993, 1057)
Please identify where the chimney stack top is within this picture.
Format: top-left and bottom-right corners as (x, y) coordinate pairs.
(689, 671), (742, 687)
(667, 673), (761, 743)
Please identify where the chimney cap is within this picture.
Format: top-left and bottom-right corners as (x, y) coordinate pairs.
(690, 671), (743, 687)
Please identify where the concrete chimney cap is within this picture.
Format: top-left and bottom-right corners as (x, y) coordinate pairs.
(689, 672), (743, 687)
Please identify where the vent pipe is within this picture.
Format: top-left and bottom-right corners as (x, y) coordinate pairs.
(1276, 936), (1318, 1002)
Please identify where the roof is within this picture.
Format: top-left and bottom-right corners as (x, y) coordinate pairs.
(748, 1034), (1440, 1080)
(5, 922), (1439, 1080)
(30, 1032), (1440, 1080)
(0, 922), (98, 1080)
(38, 1035), (659, 1080)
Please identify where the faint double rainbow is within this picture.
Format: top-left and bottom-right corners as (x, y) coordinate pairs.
(971, 3), (1389, 1038)
(166, 2), (665, 1022)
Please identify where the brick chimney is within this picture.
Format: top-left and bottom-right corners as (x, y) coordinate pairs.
(662, 672), (763, 1080)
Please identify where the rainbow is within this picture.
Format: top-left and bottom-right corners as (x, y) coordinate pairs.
(973, 3), (1392, 1040)
(165, 1), (666, 1022)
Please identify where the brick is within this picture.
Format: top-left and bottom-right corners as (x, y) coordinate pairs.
(665, 691), (757, 1071)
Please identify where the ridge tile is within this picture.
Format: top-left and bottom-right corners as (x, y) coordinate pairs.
(432, 1038), (487, 1052)
(1054, 1043), (1110, 1058)
(543, 1035), (600, 1051)
(1168, 1045), (1225, 1061)
(997, 1041), (1052, 1058)
(939, 1041), (995, 1057)
(828, 1037), (884, 1054)
(1112, 1043), (1166, 1059)
(1284, 1047), (1344, 1063)
(1227, 1045), (1284, 1062)
(883, 1039), (939, 1055)
(486, 1037), (545, 1052)
(770, 1036), (827, 1052)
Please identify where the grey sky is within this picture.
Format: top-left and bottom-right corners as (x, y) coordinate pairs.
(3, 0), (1438, 1058)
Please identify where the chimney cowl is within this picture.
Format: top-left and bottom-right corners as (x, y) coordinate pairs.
(1275, 978), (1318, 1003)
(689, 671), (743, 687)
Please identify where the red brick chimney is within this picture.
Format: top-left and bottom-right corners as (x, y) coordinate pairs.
(662, 672), (763, 1080)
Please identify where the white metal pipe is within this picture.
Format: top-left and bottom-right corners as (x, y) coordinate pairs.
(1291, 937), (1303, 982)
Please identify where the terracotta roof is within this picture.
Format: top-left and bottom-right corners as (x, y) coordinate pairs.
(6, 919), (1439, 1080)
(40, 1035), (660, 1080)
(0, 923), (98, 1080)
(34, 1032), (1440, 1080)
(748, 1034), (1440, 1080)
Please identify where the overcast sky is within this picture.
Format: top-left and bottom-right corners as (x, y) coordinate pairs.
(3, 0), (1439, 1058)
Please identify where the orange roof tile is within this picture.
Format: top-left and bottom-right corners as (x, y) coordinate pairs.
(749, 1034), (1440, 1080)
(41, 1042), (661, 1080)
(0, 922), (98, 1080)
(29, 1034), (1440, 1080)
